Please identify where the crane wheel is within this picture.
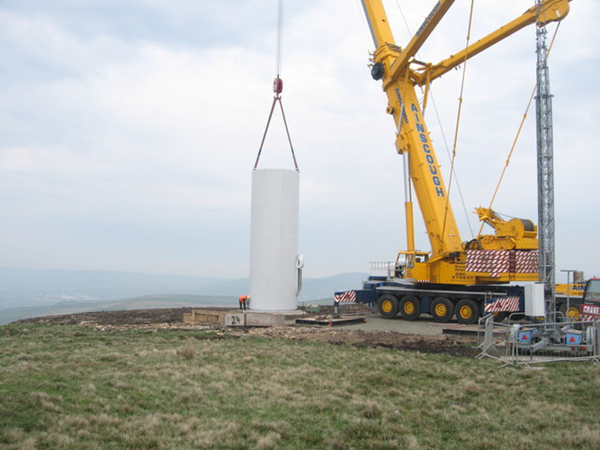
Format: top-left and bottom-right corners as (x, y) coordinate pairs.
(559, 302), (581, 321)
(377, 294), (399, 319)
(399, 296), (421, 321)
(491, 311), (507, 323)
(430, 297), (454, 323)
(455, 299), (479, 325)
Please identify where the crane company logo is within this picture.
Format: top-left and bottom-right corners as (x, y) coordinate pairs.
(416, 1), (442, 37)
(411, 103), (443, 197)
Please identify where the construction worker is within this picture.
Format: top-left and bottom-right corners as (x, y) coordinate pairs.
(239, 295), (250, 311)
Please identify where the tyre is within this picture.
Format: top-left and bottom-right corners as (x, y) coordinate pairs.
(491, 311), (507, 323)
(399, 296), (421, 321)
(559, 301), (581, 321)
(377, 294), (399, 319)
(430, 297), (454, 323)
(455, 299), (479, 325)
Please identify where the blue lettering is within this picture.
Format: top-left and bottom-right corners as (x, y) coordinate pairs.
(416, 2), (441, 37)
(412, 101), (444, 200)
(395, 88), (402, 104)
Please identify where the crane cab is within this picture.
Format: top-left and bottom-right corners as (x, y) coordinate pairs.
(395, 251), (430, 281)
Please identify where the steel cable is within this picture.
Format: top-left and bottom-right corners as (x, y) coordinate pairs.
(441, 0), (476, 243)
(477, 21), (562, 238)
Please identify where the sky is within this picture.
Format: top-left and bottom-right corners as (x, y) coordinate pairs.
(1, 0), (598, 282)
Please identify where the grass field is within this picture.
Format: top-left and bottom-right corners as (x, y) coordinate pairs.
(1, 324), (599, 450)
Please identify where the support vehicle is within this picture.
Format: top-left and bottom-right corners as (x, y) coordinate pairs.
(580, 279), (600, 321)
(555, 280), (586, 319)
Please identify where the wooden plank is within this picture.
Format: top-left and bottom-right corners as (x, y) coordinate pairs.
(442, 324), (501, 337)
(295, 316), (367, 327)
(184, 310), (224, 325)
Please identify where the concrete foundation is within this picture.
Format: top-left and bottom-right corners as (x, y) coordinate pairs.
(183, 309), (289, 327)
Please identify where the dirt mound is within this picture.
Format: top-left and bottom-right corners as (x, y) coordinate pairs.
(14, 307), (201, 326)
(15, 307), (478, 357)
(237, 326), (478, 357)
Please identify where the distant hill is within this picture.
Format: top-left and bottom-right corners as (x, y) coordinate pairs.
(0, 268), (229, 309)
(0, 294), (236, 325)
(0, 268), (367, 324)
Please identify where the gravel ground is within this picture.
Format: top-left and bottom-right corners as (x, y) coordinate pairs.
(335, 311), (451, 335)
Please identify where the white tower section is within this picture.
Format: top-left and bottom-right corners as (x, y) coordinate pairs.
(249, 169), (301, 311)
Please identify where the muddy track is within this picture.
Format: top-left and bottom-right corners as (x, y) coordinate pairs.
(236, 326), (478, 357)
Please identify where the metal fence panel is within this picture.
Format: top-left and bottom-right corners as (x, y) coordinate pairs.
(477, 317), (600, 367)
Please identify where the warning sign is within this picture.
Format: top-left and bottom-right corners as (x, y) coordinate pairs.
(566, 332), (582, 345)
(517, 330), (532, 344)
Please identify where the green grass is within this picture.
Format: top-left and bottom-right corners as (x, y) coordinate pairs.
(0, 324), (599, 450)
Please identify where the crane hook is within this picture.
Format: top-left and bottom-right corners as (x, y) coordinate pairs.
(273, 77), (283, 95)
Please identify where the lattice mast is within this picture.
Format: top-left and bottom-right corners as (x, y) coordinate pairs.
(535, 0), (556, 316)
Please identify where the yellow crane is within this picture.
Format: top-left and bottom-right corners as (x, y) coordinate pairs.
(338, 0), (571, 323)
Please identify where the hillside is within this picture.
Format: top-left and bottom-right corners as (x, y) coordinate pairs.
(1, 323), (599, 450)
(0, 268), (367, 324)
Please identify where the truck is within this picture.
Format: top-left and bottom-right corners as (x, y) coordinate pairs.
(338, 263), (585, 324)
(555, 274), (586, 319)
(579, 279), (600, 321)
(335, 0), (571, 324)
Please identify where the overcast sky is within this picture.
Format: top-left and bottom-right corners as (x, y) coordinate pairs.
(1, 0), (598, 281)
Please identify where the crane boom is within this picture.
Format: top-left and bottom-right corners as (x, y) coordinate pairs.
(361, 0), (462, 259)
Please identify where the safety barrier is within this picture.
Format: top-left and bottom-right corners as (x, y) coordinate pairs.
(477, 316), (600, 367)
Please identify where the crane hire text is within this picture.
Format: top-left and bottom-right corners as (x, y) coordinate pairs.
(411, 103), (443, 197)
